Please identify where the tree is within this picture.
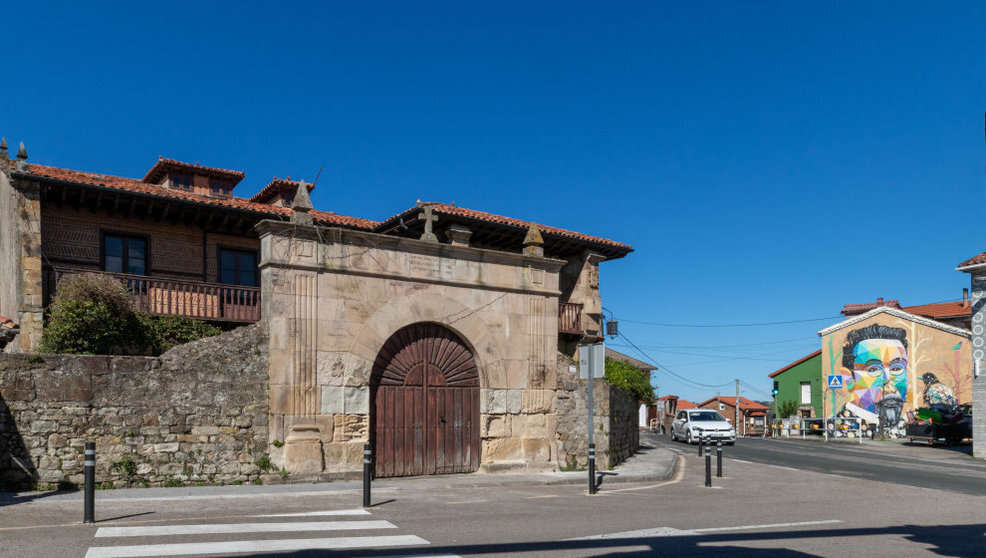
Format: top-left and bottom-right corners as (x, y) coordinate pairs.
(776, 399), (799, 418)
(604, 357), (655, 405)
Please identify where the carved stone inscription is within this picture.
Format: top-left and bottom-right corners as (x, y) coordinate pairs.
(408, 254), (453, 279)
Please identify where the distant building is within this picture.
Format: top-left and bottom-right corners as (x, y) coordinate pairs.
(769, 350), (822, 418)
(696, 396), (769, 436)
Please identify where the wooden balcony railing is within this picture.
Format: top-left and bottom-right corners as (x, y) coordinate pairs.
(558, 301), (583, 335)
(48, 268), (261, 324)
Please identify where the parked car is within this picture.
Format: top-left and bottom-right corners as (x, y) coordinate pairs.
(671, 409), (736, 444)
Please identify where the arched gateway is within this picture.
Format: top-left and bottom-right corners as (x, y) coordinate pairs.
(370, 323), (480, 477)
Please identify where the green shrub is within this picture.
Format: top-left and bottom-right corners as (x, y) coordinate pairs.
(142, 315), (220, 354)
(40, 273), (221, 356)
(776, 400), (799, 418)
(604, 357), (655, 405)
(40, 273), (149, 355)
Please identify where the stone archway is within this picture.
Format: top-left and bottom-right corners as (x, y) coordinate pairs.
(370, 323), (480, 477)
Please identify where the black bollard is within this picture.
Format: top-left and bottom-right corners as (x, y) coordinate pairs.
(588, 443), (596, 494)
(84, 442), (95, 524)
(362, 444), (372, 508)
(716, 438), (723, 478)
(704, 438), (712, 487)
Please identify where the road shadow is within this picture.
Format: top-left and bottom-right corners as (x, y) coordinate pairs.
(225, 521), (986, 557)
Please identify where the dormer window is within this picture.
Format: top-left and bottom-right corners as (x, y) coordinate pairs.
(211, 181), (231, 197)
(171, 174), (193, 190)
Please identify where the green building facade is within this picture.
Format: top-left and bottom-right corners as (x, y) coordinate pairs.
(768, 350), (822, 417)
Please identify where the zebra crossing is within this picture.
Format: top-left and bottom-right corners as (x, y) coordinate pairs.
(84, 508), (460, 558)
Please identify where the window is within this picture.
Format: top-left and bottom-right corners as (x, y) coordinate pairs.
(104, 234), (147, 275)
(210, 181), (230, 196)
(172, 174), (193, 190)
(219, 248), (257, 287)
(800, 382), (811, 405)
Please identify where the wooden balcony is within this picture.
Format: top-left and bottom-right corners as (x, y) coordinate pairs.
(46, 268), (261, 324)
(558, 301), (583, 335)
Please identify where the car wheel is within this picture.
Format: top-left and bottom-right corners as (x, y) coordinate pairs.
(670, 430), (676, 442)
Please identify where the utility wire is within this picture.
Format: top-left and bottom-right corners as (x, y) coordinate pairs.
(622, 316), (843, 328)
(617, 332), (733, 390)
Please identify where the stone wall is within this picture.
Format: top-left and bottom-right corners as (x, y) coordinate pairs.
(553, 353), (639, 470)
(258, 221), (566, 475)
(0, 323), (269, 491)
(0, 168), (42, 353)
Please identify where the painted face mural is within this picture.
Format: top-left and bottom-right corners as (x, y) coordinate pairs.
(841, 324), (909, 428)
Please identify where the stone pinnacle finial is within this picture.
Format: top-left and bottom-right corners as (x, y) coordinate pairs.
(0, 138), (7, 155)
(16, 142), (27, 161)
(417, 204), (439, 243)
(523, 223), (544, 257)
(290, 181), (314, 226)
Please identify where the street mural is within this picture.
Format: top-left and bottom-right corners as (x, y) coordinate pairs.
(822, 316), (971, 438)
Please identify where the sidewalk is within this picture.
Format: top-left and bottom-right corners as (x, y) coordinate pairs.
(1, 431), (679, 504)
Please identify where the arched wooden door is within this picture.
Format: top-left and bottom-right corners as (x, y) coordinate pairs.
(371, 323), (480, 477)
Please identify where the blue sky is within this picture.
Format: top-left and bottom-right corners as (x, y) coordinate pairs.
(2, 2), (984, 403)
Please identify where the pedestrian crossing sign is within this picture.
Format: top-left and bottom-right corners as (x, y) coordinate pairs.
(827, 375), (843, 389)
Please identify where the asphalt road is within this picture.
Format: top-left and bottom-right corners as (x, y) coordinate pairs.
(2, 435), (984, 557)
(654, 433), (986, 496)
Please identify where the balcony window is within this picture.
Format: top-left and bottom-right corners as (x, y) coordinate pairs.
(104, 234), (147, 275)
(219, 248), (257, 287)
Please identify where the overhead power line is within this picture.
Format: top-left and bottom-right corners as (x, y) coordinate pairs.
(616, 332), (733, 390)
(622, 316), (843, 328)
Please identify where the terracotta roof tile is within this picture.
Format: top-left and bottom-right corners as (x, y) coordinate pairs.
(23, 163), (377, 230)
(901, 301), (972, 319)
(697, 396), (769, 411)
(676, 400), (697, 410)
(958, 252), (986, 268)
(378, 202), (632, 253)
(769, 350), (822, 378)
(841, 299), (901, 316)
(0, 315), (18, 329)
(250, 177), (315, 204)
(144, 156), (245, 185)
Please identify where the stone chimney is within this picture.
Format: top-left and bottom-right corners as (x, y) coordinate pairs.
(964, 288), (970, 307)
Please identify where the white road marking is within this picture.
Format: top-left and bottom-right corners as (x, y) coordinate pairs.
(568, 527), (699, 539)
(693, 519), (843, 533)
(567, 520), (842, 541)
(56, 488), (375, 503)
(446, 499), (486, 505)
(84, 535), (429, 558)
(258, 508), (371, 517)
(95, 520), (395, 538)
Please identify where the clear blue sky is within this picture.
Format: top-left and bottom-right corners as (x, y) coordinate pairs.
(3, 2), (983, 403)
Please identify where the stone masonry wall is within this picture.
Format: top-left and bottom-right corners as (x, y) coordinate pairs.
(553, 353), (639, 470)
(0, 323), (269, 491)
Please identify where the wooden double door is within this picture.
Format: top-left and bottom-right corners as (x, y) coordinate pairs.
(371, 323), (480, 477)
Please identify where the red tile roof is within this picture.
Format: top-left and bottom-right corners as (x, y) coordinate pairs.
(769, 350), (822, 378)
(958, 252), (986, 268)
(144, 157), (245, 185)
(697, 396), (769, 412)
(24, 163), (377, 230)
(250, 177), (315, 204)
(676, 399), (697, 410)
(902, 301), (972, 319)
(841, 299), (901, 316)
(380, 202), (633, 253)
(0, 315), (17, 329)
